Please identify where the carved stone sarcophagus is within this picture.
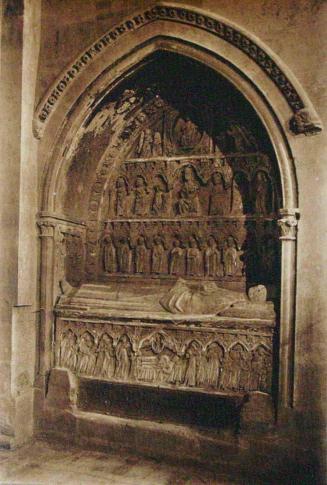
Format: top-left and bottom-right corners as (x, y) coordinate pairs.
(55, 281), (275, 398)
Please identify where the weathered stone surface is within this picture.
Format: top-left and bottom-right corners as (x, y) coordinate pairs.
(46, 368), (78, 410)
(240, 391), (275, 432)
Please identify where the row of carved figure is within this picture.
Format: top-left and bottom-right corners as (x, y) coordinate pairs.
(58, 329), (272, 393)
(135, 120), (259, 157)
(113, 166), (274, 218)
(103, 234), (243, 277)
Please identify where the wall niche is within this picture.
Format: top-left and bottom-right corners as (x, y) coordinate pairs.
(55, 51), (281, 414)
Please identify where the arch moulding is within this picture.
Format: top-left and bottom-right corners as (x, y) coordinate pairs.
(36, 3), (316, 413)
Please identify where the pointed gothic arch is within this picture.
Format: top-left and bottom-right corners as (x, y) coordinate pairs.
(36, 8), (319, 416)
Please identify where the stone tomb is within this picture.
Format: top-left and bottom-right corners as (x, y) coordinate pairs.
(50, 53), (280, 433)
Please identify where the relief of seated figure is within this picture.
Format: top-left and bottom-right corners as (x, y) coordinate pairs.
(176, 165), (202, 215)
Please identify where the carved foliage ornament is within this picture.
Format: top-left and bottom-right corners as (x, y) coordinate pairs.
(35, 4), (321, 137)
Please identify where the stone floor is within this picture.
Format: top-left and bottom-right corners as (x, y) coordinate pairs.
(0, 438), (243, 485)
(0, 437), (320, 485)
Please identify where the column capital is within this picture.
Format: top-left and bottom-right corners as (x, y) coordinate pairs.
(277, 209), (300, 241)
(37, 220), (56, 238)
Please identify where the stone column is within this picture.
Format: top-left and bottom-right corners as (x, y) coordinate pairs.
(278, 208), (299, 409)
(37, 221), (56, 381)
(0, 0), (24, 444)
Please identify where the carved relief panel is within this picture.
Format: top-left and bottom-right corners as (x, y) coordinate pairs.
(56, 319), (273, 395)
(59, 53), (281, 292)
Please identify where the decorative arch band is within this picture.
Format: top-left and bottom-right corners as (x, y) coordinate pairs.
(36, 3), (306, 129)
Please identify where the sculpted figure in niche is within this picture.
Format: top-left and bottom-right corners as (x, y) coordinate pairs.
(186, 236), (202, 276)
(152, 130), (163, 157)
(208, 172), (227, 216)
(137, 128), (153, 158)
(115, 176), (129, 217)
(117, 237), (132, 273)
(230, 172), (250, 215)
(251, 346), (272, 392)
(253, 171), (271, 215)
(176, 165), (202, 215)
(132, 175), (149, 216)
(220, 344), (246, 391)
(184, 340), (201, 387)
(59, 329), (77, 370)
(223, 237), (242, 276)
(239, 350), (252, 391)
(204, 236), (223, 277)
(205, 343), (224, 388)
(135, 236), (148, 274)
(103, 232), (117, 273)
(152, 236), (166, 274)
(175, 117), (202, 150)
(169, 238), (185, 276)
(169, 354), (186, 385)
(77, 331), (96, 376)
(115, 334), (133, 380)
(158, 354), (174, 383)
(151, 174), (169, 215)
(94, 333), (116, 379)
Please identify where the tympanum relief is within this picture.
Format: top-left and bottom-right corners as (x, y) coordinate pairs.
(83, 78), (280, 289)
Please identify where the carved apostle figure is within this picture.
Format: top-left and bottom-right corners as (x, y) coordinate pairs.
(132, 175), (149, 216)
(115, 334), (133, 380)
(117, 237), (132, 273)
(151, 236), (166, 274)
(186, 236), (202, 276)
(253, 171), (270, 215)
(169, 239), (185, 276)
(115, 176), (129, 217)
(208, 171), (227, 216)
(103, 233), (117, 273)
(223, 237), (241, 276)
(184, 341), (201, 387)
(204, 236), (223, 277)
(205, 343), (224, 388)
(137, 128), (153, 158)
(176, 165), (201, 215)
(151, 174), (169, 215)
(77, 332), (96, 376)
(135, 236), (148, 274)
(152, 131), (163, 157)
(59, 329), (77, 370)
(94, 333), (116, 379)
